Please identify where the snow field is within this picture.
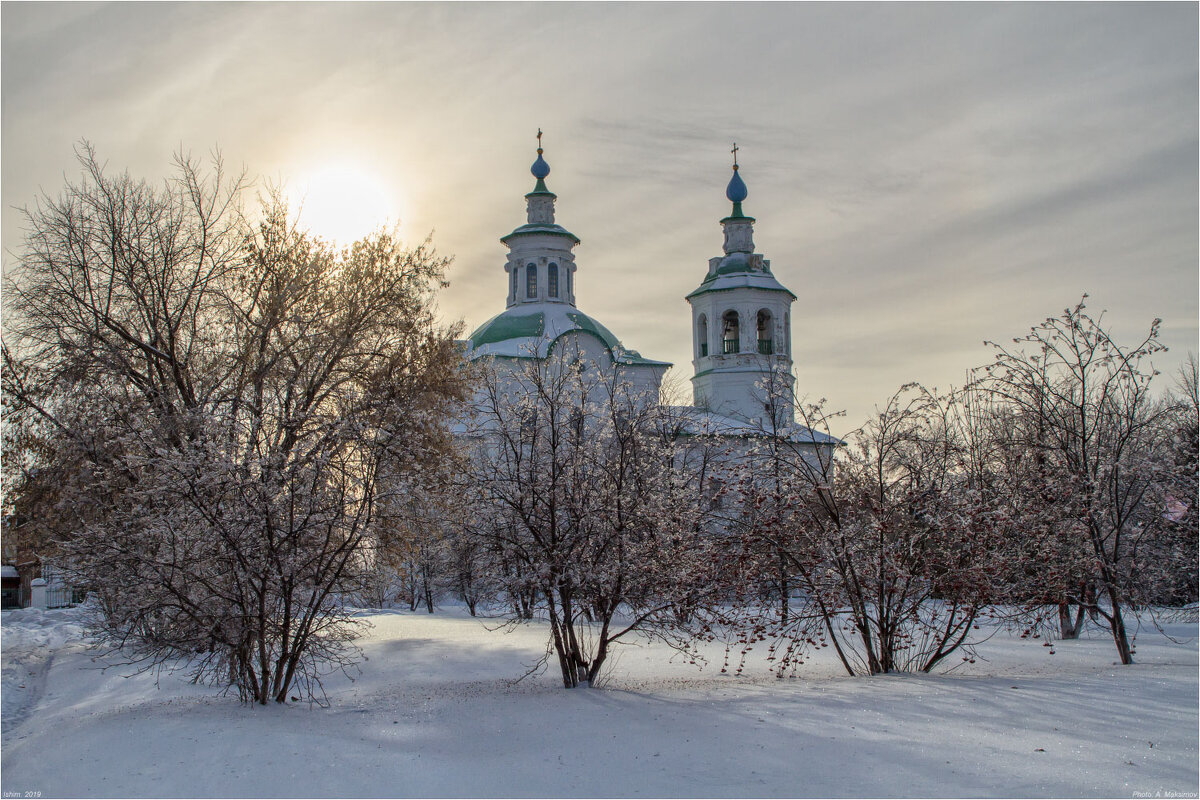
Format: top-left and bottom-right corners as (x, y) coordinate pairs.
(2, 606), (1196, 798)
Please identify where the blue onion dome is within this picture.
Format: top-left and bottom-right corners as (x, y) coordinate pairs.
(531, 149), (551, 179)
(726, 166), (748, 203)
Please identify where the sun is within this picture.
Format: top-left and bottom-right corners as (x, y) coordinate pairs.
(289, 165), (398, 246)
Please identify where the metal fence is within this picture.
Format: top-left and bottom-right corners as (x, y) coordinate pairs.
(46, 585), (75, 609)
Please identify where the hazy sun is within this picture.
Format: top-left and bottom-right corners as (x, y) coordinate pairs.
(289, 165), (397, 246)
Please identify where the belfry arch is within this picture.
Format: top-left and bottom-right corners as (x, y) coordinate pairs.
(757, 309), (773, 355)
(722, 310), (740, 354)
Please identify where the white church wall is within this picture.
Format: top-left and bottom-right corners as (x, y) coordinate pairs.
(505, 235), (578, 307)
(474, 331), (664, 415)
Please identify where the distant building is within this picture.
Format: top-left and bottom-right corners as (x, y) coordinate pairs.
(462, 134), (838, 451)
(463, 132), (670, 398)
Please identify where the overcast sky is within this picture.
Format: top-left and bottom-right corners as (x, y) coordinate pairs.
(3, 2), (1196, 430)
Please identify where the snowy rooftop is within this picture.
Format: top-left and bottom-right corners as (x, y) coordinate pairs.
(686, 267), (796, 301)
(499, 222), (580, 245)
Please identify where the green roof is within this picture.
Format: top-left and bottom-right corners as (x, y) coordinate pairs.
(500, 223), (581, 245)
(685, 283), (797, 301)
(720, 206), (755, 223)
(466, 305), (671, 367)
(525, 178), (556, 197)
(565, 311), (620, 349)
(468, 312), (544, 346)
(618, 348), (670, 367)
(714, 258), (750, 276)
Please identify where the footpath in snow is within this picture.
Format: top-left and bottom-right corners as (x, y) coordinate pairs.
(2, 604), (1197, 799)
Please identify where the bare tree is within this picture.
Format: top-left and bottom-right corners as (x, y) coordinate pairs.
(1152, 354), (1199, 605)
(731, 378), (1010, 676)
(463, 345), (721, 687)
(374, 467), (460, 614)
(980, 377), (1094, 640)
(981, 297), (1174, 664)
(442, 506), (501, 617)
(3, 147), (470, 703)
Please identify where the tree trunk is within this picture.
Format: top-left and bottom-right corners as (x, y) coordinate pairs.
(547, 607), (579, 688)
(1085, 583), (1100, 622)
(1058, 601), (1085, 639)
(554, 636), (577, 688)
(778, 550), (789, 625)
(516, 587), (534, 620)
(1107, 587), (1134, 665)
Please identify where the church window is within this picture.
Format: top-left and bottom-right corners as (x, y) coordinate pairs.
(511, 267), (518, 301)
(722, 310), (740, 354)
(784, 312), (790, 354)
(566, 268), (572, 299)
(757, 309), (774, 355)
(527, 264), (537, 298)
(697, 314), (709, 357)
(548, 263), (559, 298)
(520, 408), (538, 440)
(707, 477), (724, 510)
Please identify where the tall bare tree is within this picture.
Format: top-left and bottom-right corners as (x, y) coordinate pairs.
(1153, 354), (1199, 605)
(981, 297), (1174, 664)
(4, 147), (470, 703)
(731, 382), (1009, 676)
(463, 345), (722, 687)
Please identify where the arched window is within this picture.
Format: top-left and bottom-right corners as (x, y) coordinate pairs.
(548, 263), (559, 298)
(784, 312), (790, 354)
(511, 267), (518, 301)
(707, 477), (724, 510)
(520, 408), (538, 440)
(757, 309), (774, 355)
(722, 310), (740, 354)
(566, 268), (572, 299)
(697, 314), (709, 357)
(526, 263), (537, 299)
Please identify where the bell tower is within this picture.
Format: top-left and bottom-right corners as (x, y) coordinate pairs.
(500, 129), (580, 309)
(686, 146), (797, 426)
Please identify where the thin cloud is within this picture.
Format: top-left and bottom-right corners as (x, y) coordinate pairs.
(2, 2), (1194, 426)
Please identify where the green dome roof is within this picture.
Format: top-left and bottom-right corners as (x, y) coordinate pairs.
(466, 303), (670, 366)
(500, 223), (580, 245)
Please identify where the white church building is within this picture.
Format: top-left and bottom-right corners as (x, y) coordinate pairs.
(463, 135), (838, 450)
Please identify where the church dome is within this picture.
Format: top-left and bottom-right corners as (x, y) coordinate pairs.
(725, 169), (748, 203)
(472, 131), (670, 375)
(466, 303), (668, 366)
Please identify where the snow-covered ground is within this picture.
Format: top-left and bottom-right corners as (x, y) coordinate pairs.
(2, 605), (1196, 798)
